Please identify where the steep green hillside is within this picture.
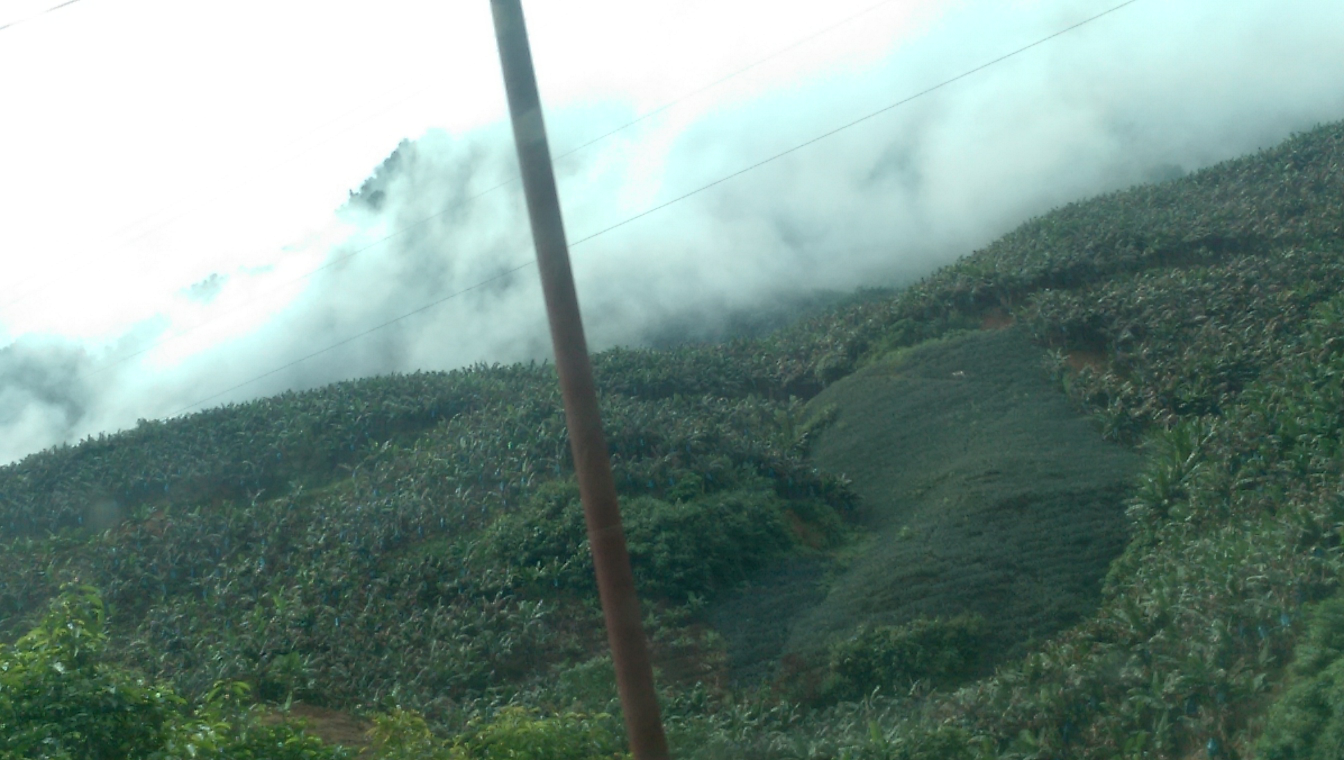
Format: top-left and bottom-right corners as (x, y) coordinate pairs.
(790, 328), (1138, 663)
(704, 327), (1140, 693)
(1, 121), (1343, 758)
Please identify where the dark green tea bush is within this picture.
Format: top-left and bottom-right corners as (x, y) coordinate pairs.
(1258, 598), (1344, 760)
(482, 477), (798, 603)
(821, 615), (987, 704)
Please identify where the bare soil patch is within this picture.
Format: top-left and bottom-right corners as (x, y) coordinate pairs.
(264, 702), (372, 751)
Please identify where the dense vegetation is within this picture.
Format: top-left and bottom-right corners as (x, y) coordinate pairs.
(791, 326), (1139, 675)
(1, 120), (1342, 757)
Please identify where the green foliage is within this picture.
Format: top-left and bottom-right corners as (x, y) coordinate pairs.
(821, 615), (987, 704)
(0, 587), (350, 760)
(626, 490), (794, 601)
(1257, 598), (1344, 760)
(1, 117), (1342, 759)
(0, 381), (854, 712)
(0, 365), (556, 539)
(795, 403), (840, 449)
(0, 585), (181, 760)
(1131, 419), (1212, 524)
(453, 706), (627, 760)
(840, 723), (979, 760)
(368, 706), (627, 760)
(158, 685), (354, 760)
(939, 289), (1344, 757)
(368, 708), (454, 760)
(1023, 245), (1344, 441)
(482, 477), (798, 603)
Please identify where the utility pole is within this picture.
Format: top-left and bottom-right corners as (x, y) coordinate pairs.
(488, 2), (671, 758)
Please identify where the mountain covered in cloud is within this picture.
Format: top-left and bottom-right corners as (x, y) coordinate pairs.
(2, 0), (1343, 465)
(3, 114), (1344, 756)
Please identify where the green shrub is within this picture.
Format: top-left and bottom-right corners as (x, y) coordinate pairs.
(367, 708), (454, 760)
(0, 585), (181, 760)
(160, 715), (351, 760)
(822, 615), (987, 703)
(0, 586), (349, 760)
(1257, 597), (1344, 760)
(623, 489), (794, 601)
(842, 723), (979, 760)
(453, 706), (627, 759)
(484, 478), (795, 603)
(368, 707), (627, 760)
(157, 681), (354, 760)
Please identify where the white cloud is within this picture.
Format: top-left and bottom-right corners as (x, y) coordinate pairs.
(0, 0), (1342, 463)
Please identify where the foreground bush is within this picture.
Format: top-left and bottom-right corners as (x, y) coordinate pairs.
(0, 586), (350, 760)
(0, 585), (181, 759)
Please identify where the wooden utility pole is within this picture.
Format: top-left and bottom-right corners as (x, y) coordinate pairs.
(488, 2), (671, 758)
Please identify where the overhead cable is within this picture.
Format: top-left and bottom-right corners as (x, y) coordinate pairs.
(90, 0), (909, 373)
(171, 0), (1142, 415)
(0, 0), (85, 32)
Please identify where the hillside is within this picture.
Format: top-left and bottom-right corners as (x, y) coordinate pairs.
(792, 328), (1139, 660)
(706, 327), (1140, 690)
(1, 121), (1343, 758)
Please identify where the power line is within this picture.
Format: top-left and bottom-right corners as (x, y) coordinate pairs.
(550, 0), (902, 162)
(0, 0), (85, 32)
(102, 180), (517, 379)
(168, 0), (1141, 417)
(575, 0), (1142, 247)
(7, 1), (897, 312)
(87, 0), (912, 372)
(6, 0), (887, 308)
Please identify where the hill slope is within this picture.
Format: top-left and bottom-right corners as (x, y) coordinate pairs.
(1, 120), (1343, 758)
(790, 327), (1138, 661)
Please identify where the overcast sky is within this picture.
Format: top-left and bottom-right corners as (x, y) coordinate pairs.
(2, 0), (1343, 464)
(0, 0), (930, 341)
